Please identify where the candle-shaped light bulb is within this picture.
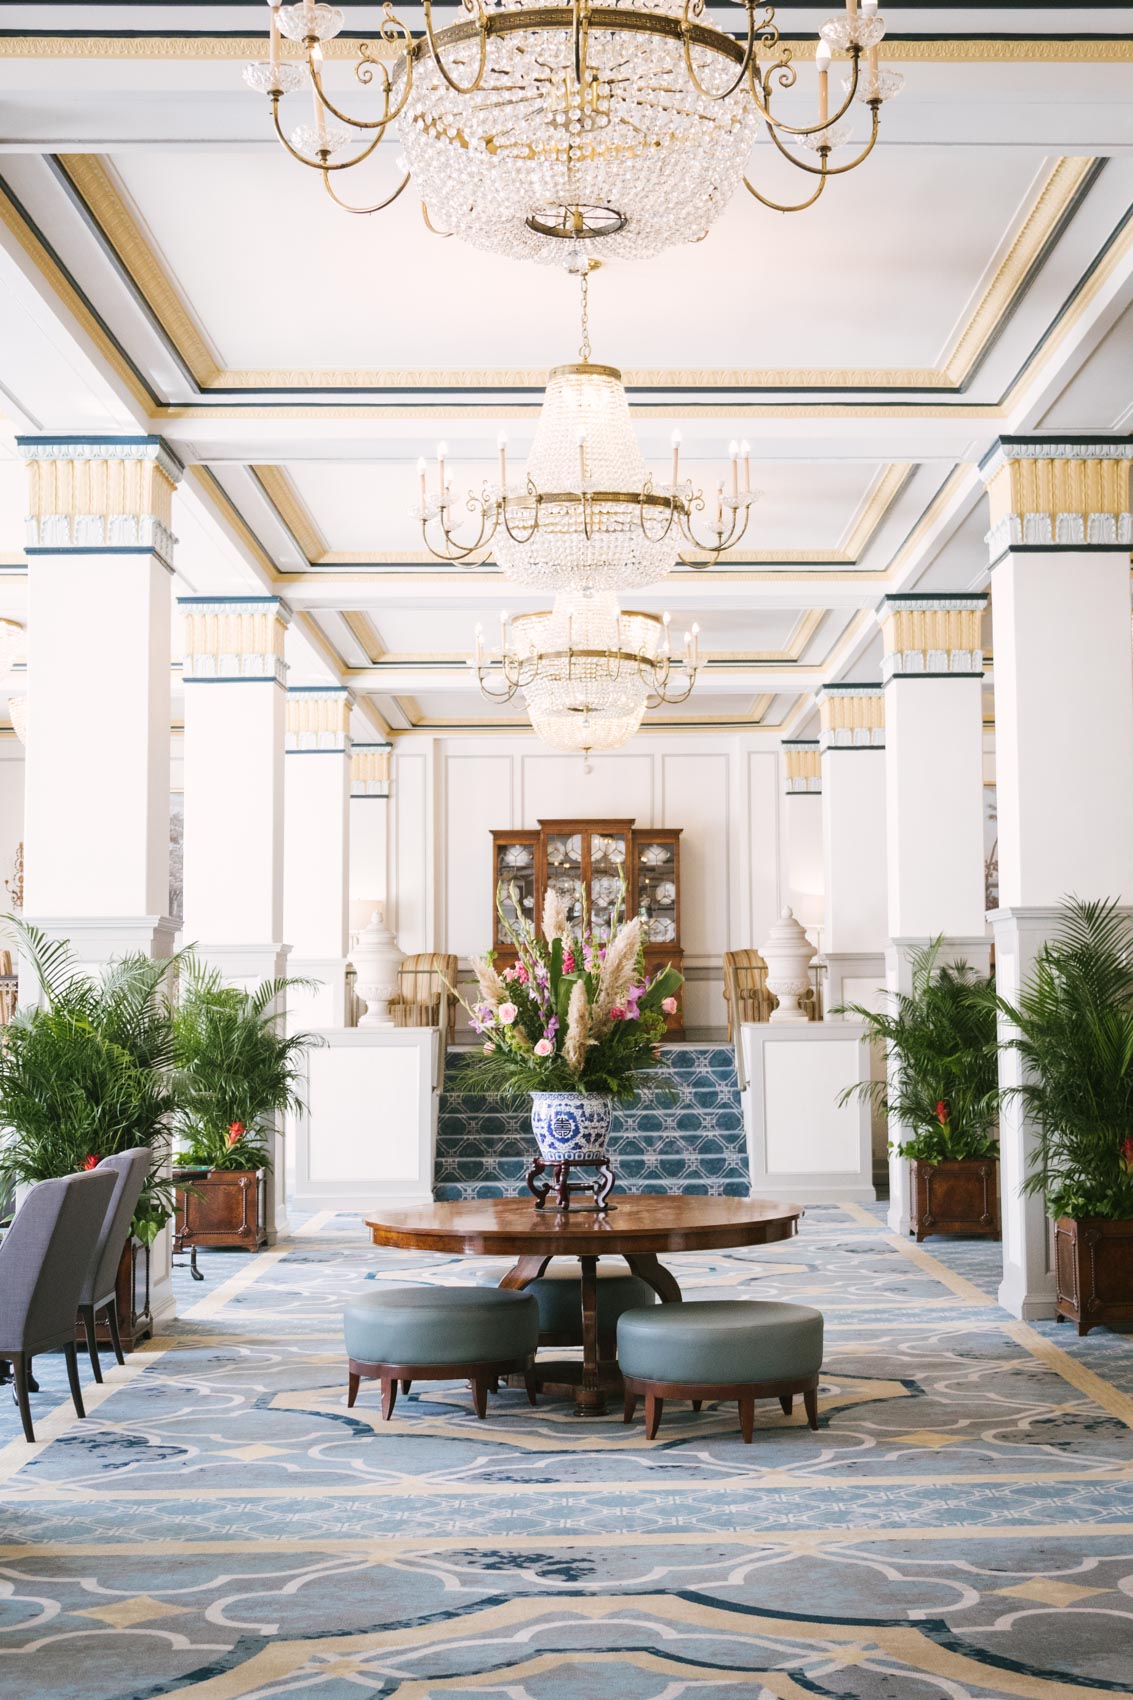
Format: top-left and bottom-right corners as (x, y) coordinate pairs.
(662, 610), (672, 655)
(474, 622), (484, 664)
(417, 456), (427, 507)
(500, 608), (510, 644)
(728, 439), (740, 501)
(670, 427), (682, 487)
(576, 427), (588, 489)
(847, 0), (859, 18)
(815, 38), (831, 124)
(497, 430), (508, 490)
(311, 43), (327, 148)
(862, 0), (879, 78)
(715, 481), (724, 530)
(690, 622), (701, 667)
(268, 0), (281, 72)
(740, 439), (752, 493)
(862, 0), (877, 11)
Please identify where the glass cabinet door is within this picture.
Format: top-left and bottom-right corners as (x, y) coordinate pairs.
(495, 838), (536, 940)
(589, 831), (626, 938)
(635, 837), (678, 946)
(544, 829), (585, 930)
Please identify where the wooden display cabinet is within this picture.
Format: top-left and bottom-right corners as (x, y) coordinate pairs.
(490, 818), (684, 1035)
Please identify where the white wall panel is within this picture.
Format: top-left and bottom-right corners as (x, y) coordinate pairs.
(445, 751), (514, 959)
(521, 752), (654, 827)
(391, 750), (429, 954)
(747, 749), (782, 949)
(660, 751), (730, 957)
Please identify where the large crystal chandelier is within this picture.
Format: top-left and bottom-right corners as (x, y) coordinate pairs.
(418, 274), (755, 586)
(245, 1), (901, 259)
(475, 592), (700, 755)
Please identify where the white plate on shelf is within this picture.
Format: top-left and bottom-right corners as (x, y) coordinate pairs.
(640, 844), (670, 868)
(649, 916), (676, 943)
(501, 844), (532, 868)
(592, 874), (620, 906)
(654, 880), (676, 907)
(591, 835), (625, 866)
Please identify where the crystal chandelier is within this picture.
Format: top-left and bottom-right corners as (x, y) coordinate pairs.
(418, 273), (755, 586)
(245, 1), (901, 260)
(7, 694), (27, 745)
(475, 591), (700, 754)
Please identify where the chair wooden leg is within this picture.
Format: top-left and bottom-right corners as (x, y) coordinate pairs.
(347, 1372), (360, 1408)
(524, 1369), (538, 1407)
(738, 1392), (755, 1444)
(803, 1387), (819, 1431)
(400, 1379), (412, 1395)
(63, 1343), (86, 1420)
(471, 1375), (488, 1420)
(623, 1388), (637, 1424)
(79, 1306), (103, 1384)
(645, 1392), (663, 1439)
(105, 1298), (125, 1368)
(779, 1393), (793, 1416)
(691, 1399), (702, 1412)
(380, 1377), (398, 1421)
(12, 1355), (34, 1444)
(487, 1375), (499, 1393)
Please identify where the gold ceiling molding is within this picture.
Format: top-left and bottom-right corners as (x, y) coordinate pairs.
(841, 463), (911, 560)
(183, 464), (280, 583)
(163, 402), (1004, 424)
(941, 157), (1095, 386)
(341, 611), (385, 664)
(4, 36), (1130, 63)
(60, 150), (1082, 397)
(56, 154), (222, 386)
(251, 464), (327, 561)
(0, 178), (152, 414)
(1003, 213), (1133, 415)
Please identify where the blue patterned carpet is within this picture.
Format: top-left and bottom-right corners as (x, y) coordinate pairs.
(435, 1045), (749, 1198)
(2, 1204), (1133, 1697)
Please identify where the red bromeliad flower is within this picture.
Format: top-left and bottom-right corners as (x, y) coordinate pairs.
(1122, 1137), (1133, 1174)
(227, 1121), (245, 1147)
(935, 1100), (949, 1127)
(82, 1154), (100, 1171)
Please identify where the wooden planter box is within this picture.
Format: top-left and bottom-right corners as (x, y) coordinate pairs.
(174, 1169), (267, 1251)
(910, 1157), (1000, 1242)
(77, 1238), (153, 1354)
(1054, 1216), (1133, 1336)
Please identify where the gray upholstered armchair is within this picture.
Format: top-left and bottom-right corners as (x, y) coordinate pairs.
(0, 1170), (116, 1443)
(78, 1148), (152, 1383)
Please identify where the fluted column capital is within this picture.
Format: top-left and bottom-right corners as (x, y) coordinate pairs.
(17, 434), (183, 569)
(286, 686), (353, 753)
(979, 435), (1133, 564)
(877, 592), (987, 681)
(350, 742), (391, 798)
(816, 683), (885, 751)
(782, 739), (821, 794)
(179, 595), (291, 685)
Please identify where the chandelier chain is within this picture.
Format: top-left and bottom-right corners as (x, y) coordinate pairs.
(579, 271), (591, 365)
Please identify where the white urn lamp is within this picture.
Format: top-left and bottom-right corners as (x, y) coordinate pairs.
(760, 907), (817, 1024)
(352, 909), (405, 1029)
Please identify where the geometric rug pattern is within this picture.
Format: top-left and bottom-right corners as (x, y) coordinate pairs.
(435, 1044), (750, 1199)
(2, 1204), (1133, 1697)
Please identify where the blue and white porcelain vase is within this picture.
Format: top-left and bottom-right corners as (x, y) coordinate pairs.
(530, 1092), (612, 1165)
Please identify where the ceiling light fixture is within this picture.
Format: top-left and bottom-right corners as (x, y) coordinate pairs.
(417, 270), (755, 585)
(245, 0), (901, 258)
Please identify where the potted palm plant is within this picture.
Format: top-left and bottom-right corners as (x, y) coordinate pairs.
(0, 922), (179, 1349)
(990, 898), (1133, 1335)
(836, 941), (1000, 1242)
(172, 964), (319, 1251)
(459, 882), (682, 1209)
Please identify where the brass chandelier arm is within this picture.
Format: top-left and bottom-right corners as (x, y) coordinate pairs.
(422, 0), (490, 96)
(749, 44), (862, 139)
(679, 0), (760, 107)
(421, 504), (500, 562)
(646, 669), (697, 708)
(763, 98), (881, 178)
(322, 167), (412, 215)
(269, 95), (386, 172)
(305, 42), (410, 131)
(741, 154), (829, 214)
(475, 662), (521, 703)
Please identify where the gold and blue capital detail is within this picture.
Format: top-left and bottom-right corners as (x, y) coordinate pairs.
(4, 1196), (1133, 1697)
(17, 433), (182, 570)
(286, 685), (353, 754)
(816, 681), (885, 750)
(179, 594), (291, 686)
(878, 592), (988, 682)
(980, 434), (1133, 567)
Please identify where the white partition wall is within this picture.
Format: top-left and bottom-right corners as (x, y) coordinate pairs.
(781, 740), (824, 941)
(294, 1029), (440, 1210)
(741, 1022), (874, 1202)
(816, 685), (887, 1015)
(284, 686), (352, 1029)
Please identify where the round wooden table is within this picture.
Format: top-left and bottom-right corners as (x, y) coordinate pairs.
(365, 1195), (804, 1414)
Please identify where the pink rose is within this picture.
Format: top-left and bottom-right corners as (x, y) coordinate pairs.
(497, 1002), (518, 1025)
(482, 1041), (495, 1054)
(534, 1038), (554, 1057)
(661, 996), (678, 1016)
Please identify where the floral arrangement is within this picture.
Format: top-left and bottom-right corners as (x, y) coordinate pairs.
(460, 882), (682, 1100)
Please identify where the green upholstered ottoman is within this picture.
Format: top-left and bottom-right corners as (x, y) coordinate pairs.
(343, 1285), (540, 1421)
(525, 1260), (658, 1347)
(617, 1299), (824, 1441)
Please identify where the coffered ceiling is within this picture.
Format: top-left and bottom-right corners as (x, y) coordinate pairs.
(0, 3), (1130, 742)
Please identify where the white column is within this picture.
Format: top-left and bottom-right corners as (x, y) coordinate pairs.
(781, 740), (824, 944)
(19, 436), (180, 965)
(180, 595), (291, 1240)
(284, 687), (352, 1030)
(18, 434), (182, 1328)
(980, 434), (1133, 1319)
(349, 742), (391, 942)
(817, 684), (887, 1016)
(879, 592), (991, 1233)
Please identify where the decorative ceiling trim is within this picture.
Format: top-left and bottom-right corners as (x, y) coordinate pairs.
(54, 153), (1089, 397)
(341, 611), (385, 665)
(250, 463), (326, 561)
(3, 36), (1131, 62)
(183, 463), (280, 582)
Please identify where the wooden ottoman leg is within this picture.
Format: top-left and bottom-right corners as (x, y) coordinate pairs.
(524, 1368), (538, 1407)
(691, 1399), (702, 1412)
(381, 1377), (398, 1421)
(471, 1375), (488, 1419)
(623, 1388), (637, 1424)
(738, 1392), (755, 1444)
(347, 1371), (360, 1408)
(803, 1387), (819, 1431)
(400, 1379), (412, 1394)
(779, 1394), (793, 1416)
(645, 1391), (664, 1439)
